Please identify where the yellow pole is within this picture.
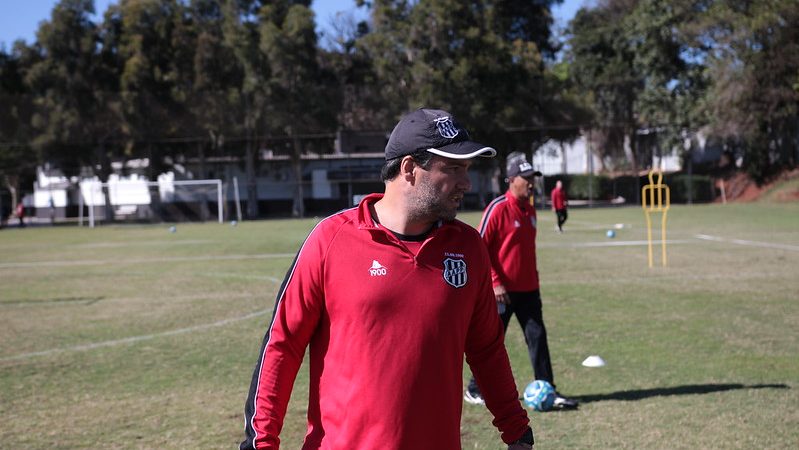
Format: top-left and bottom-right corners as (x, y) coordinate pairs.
(641, 169), (670, 268)
(645, 210), (654, 268)
(661, 209), (668, 267)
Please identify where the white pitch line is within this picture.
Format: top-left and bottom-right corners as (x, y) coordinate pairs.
(0, 291), (262, 309)
(0, 253), (295, 270)
(558, 219), (627, 230)
(72, 239), (213, 249)
(539, 239), (693, 248)
(695, 234), (799, 252)
(198, 272), (282, 283)
(0, 309), (271, 362)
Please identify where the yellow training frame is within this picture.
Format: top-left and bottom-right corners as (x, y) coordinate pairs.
(641, 169), (670, 268)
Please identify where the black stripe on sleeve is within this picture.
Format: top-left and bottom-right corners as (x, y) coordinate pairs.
(240, 249), (301, 450)
(239, 208), (354, 449)
(478, 196), (505, 236)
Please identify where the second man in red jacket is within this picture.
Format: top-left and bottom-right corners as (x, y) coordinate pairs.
(464, 151), (578, 410)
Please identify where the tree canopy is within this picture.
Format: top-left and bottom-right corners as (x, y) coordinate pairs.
(566, 0), (798, 181)
(1, 0), (797, 196)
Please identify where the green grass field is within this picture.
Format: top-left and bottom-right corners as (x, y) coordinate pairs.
(1, 202), (797, 449)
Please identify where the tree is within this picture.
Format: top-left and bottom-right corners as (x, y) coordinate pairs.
(358, 1), (565, 137)
(318, 4), (388, 130)
(357, 0), (565, 204)
(683, 0), (799, 182)
(23, 0), (126, 220)
(185, 0), (244, 178)
(222, 0), (269, 218)
(567, 0), (642, 172)
(539, 59), (594, 173)
(25, 0), (121, 173)
(0, 42), (37, 214)
(567, 0), (798, 184)
(260, 0), (337, 217)
(116, 0), (190, 172)
(628, 0), (706, 160)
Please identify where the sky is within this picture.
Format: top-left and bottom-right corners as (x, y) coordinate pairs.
(0, 0), (587, 49)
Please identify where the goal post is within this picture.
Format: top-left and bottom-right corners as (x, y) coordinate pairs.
(79, 178), (225, 227)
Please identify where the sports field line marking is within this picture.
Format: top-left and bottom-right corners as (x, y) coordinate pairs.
(0, 239), (214, 251)
(0, 291), (269, 308)
(544, 271), (783, 285)
(198, 272), (282, 283)
(0, 253), (295, 269)
(72, 239), (213, 249)
(550, 218), (631, 230)
(0, 309), (271, 362)
(695, 234), (799, 252)
(538, 239), (693, 248)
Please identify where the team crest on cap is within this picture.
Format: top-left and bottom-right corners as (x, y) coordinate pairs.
(442, 257), (467, 288)
(434, 117), (460, 139)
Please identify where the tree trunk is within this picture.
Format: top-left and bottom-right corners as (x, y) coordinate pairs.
(147, 142), (154, 181)
(245, 138), (258, 219)
(197, 140), (210, 221)
(197, 140), (207, 179)
(624, 131), (638, 174)
(4, 174), (19, 225)
(624, 129), (640, 205)
(291, 136), (305, 218)
(476, 167), (488, 209)
(99, 143), (114, 223)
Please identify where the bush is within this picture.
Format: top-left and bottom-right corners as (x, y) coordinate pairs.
(665, 174), (715, 203)
(610, 176), (640, 203)
(544, 174), (611, 200)
(542, 173), (716, 203)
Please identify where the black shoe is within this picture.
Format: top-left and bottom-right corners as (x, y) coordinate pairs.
(464, 384), (485, 405)
(552, 392), (578, 409)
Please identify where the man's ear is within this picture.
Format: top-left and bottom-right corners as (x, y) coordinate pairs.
(400, 156), (416, 182)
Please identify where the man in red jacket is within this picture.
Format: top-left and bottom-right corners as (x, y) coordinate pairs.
(241, 108), (534, 450)
(15, 201), (25, 228)
(464, 152), (577, 410)
(551, 180), (568, 233)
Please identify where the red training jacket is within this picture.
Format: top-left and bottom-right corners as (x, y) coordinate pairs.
(241, 193), (529, 449)
(478, 191), (540, 292)
(551, 186), (567, 210)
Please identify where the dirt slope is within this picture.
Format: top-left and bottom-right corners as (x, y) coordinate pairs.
(716, 169), (799, 203)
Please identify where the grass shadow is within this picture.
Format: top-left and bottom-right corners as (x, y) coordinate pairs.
(574, 383), (790, 404)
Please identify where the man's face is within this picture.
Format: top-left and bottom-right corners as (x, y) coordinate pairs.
(408, 155), (473, 222)
(509, 174), (536, 200)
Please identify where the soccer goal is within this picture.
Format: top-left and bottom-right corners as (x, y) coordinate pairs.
(78, 176), (227, 227)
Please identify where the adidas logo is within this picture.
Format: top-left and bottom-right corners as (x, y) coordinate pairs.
(369, 260), (387, 276)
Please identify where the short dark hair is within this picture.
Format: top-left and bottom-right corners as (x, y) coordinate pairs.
(380, 150), (435, 182)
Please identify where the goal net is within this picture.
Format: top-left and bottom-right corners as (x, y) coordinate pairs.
(78, 175), (225, 227)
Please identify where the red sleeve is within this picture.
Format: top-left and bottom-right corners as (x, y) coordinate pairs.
(464, 243), (530, 444)
(242, 223), (329, 450)
(478, 204), (505, 288)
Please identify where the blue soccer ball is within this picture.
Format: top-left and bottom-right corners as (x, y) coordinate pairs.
(523, 380), (556, 411)
(606, 229), (616, 238)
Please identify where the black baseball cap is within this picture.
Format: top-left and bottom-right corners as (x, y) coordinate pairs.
(385, 108), (497, 160)
(506, 151), (542, 178)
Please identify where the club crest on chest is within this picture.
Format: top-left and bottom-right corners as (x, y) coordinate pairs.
(442, 257), (467, 288)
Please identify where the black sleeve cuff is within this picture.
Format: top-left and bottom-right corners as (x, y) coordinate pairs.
(515, 427), (534, 446)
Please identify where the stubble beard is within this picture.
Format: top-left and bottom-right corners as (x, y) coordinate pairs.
(407, 176), (459, 223)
